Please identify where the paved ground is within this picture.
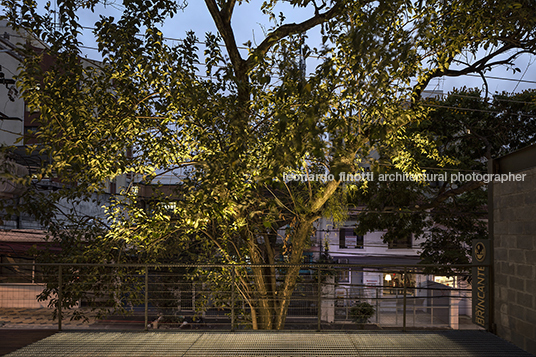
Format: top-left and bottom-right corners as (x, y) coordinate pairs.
(0, 308), (100, 330)
(2, 330), (533, 357)
(0, 330), (57, 356)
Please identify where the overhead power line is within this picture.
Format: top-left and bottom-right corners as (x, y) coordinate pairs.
(6, 28), (536, 87)
(79, 26), (536, 85)
(76, 40), (536, 86)
(446, 93), (536, 105)
(464, 73), (536, 85)
(8, 26), (536, 85)
(424, 103), (536, 117)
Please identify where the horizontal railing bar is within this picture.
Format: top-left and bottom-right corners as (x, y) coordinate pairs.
(0, 262), (489, 268)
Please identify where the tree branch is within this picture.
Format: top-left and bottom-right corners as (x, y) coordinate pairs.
(245, 2), (343, 72)
(204, 0), (246, 79)
(412, 43), (515, 101)
(444, 45), (521, 77)
(310, 179), (340, 213)
(419, 181), (487, 210)
(221, 0), (236, 24)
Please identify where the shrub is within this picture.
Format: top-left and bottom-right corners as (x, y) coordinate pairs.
(349, 301), (375, 324)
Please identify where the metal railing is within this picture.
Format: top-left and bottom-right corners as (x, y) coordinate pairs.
(0, 263), (484, 331)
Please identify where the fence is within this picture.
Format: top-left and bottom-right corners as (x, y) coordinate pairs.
(0, 263), (483, 331)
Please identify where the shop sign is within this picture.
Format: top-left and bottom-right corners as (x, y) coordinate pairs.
(472, 239), (490, 328)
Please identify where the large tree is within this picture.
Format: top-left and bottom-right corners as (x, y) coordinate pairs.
(351, 88), (536, 275)
(2, 0), (536, 329)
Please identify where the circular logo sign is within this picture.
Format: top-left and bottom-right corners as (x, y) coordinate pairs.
(475, 242), (486, 263)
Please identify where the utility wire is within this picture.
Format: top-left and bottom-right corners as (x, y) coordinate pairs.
(76, 26), (536, 85)
(464, 73), (536, 85)
(512, 57), (535, 93)
(445, 93), (536, 105)
(423, 103), (536, 117)
(72, 40), (536, 89)
(12, 37), (536, 115)
(74, 43), (536, 87)
(8, 28), (536, 87)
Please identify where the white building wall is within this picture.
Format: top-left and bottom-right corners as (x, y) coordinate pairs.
(315, 217), (425, 258)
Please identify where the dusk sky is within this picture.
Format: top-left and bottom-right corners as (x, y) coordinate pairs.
(52, 1), (536, 95)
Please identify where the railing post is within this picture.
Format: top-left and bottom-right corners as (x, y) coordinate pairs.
(430, 285), (434, 326)
(431, 298), (434, 326)
(403, 266), (407, 332)
(58, 265), (62, 331)
(413, 299), (416, 327)
(317, 267), (322, 331)
(376, 287), (379, 324)
(231, 267), (235, 332)
(395, 288), (398, 325)
(144, 265), (149, 331)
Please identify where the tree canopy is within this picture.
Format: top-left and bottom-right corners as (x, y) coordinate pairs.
(2, 0), (536, 329)
(350, 88), (536, 275)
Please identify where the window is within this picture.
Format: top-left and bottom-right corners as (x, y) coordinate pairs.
(156, 201), (179, 219)
(383, 272), (416, 295)
(158, 202), (177, 212)
(339, 228), (363, 249)
(434, 276), (456, 287)
(387, 234), (413, 249)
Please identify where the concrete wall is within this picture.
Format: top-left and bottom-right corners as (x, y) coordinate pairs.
(494, 162), (536, 355)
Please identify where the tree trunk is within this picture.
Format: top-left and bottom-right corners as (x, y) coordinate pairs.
(273, 216), (315, 330)
(248, 234), (273, 329)
(250, 301), (258, 330)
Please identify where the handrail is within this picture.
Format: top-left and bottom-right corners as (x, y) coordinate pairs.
(0, 262), (482, 331)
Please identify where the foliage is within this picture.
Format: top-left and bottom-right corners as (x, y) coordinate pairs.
(350, 88), (536, 275)
(1, 0), (536, 329)
(349, 301), (375, 324)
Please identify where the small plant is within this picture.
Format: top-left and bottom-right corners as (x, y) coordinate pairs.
(349, 301), (375, 324)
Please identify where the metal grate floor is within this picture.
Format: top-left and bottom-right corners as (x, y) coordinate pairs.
(4, 331), (533, 357)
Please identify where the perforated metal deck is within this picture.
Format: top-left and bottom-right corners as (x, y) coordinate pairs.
(4, 331), (533, 357)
